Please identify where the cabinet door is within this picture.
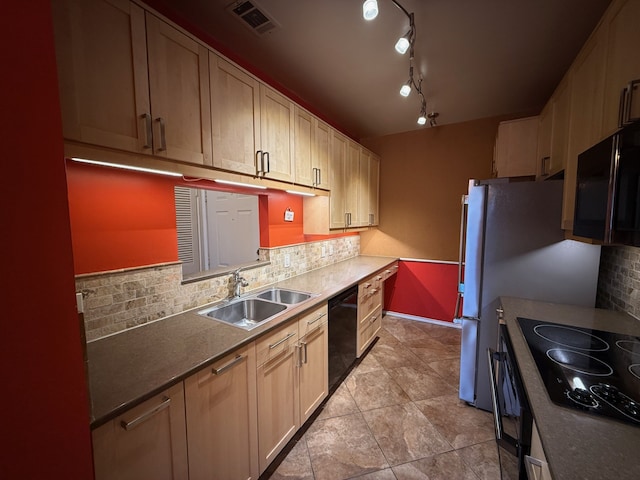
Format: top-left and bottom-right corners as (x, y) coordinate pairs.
(358, 305), (382, 357)
(146, 14), (212, 165)
(550, 76), (572, 178)
(345, 140), (360, 226)
(358, 148), (371, 227)
(602, 0), (640, 135)
(368, 153), (380, 226)
(184, 344), (259, 480)
(256, 324), (300, 473)
(52, 0), (151, 153)
(564, 33), (607, 231)
(210, 53), (261, 175)
(260, 85), (295, 182)
(313, 119), (331, 189)
(294, 106), (314, 186)
(329, 131), (347, 229)
(92, 384), (188, 480)
(536, 103), (553, 178)
(494, 117), (538, 178)
(298, 305), (329, 423)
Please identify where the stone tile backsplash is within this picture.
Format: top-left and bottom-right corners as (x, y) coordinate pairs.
(597, 245), (640, 319)
(77, 236), (360, 341)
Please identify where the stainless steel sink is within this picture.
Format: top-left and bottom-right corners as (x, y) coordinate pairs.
(255, 288), (312, 304)
(199, 298), (287, 330)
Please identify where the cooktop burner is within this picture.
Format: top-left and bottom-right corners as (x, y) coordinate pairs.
(518, 317), (640, 426)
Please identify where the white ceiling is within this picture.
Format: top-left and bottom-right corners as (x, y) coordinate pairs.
(150, 0), (611, 139)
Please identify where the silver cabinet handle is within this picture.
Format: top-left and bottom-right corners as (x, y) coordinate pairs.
(156, 117), (167, 151)
(540, 156), (550, 177)
(269, 332), (296, 349)
(142, 113), (152, 149)
(256, 150), (263, 174)
(212, 354), (244, 375)
(619, 85), (628, 128)
(316, 168), (321, 186)
(120, 396), (171, 431)
(263, 151), (270, 174)
(627, 79), (640, 124)
(370, 314), (378, 324)
(300, 340), (308, 364)
(307, 312), (326, 326)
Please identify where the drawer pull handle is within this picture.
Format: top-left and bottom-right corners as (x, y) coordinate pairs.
(269, 332), (296, 350)
(370, 315), (378, 323)
(212, 354), (244, 375)
(120, 396), (171, 431)
(307, 312), (327, 326)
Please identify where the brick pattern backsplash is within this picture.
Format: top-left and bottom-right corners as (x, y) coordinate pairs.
(77, 236), (360, 341)
(597, 245), (640, 319)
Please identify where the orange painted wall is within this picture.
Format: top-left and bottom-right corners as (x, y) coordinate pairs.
(2, 2), (94, 477)
(66, 162), (349, 274)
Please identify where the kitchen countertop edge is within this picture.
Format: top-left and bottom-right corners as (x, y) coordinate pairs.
(87, 255), (398, 429)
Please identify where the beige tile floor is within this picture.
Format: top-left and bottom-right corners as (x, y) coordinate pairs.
(267, 314), (507, 480)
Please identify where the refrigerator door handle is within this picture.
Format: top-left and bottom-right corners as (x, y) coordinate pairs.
(454, 194), (469, 320)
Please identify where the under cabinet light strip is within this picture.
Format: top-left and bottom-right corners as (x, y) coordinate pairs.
(70, 158), (182, 177)
(285, 189), (316, 197)
(214, 179), (267, 189)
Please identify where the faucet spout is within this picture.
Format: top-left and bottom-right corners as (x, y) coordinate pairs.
(232, 269), (249, 298)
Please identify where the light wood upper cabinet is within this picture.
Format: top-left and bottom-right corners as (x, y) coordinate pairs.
(146, 14), (212, 165)
(184, 343), (259, 480)
(358, 148), (380, 226)
(52, 0), (151, 153)
(53, 0), (212, 165)
(493, 116), (539, 178)
(369, 153), (380, 226)
(563, 33), (607, 230)
(329, 130), (348, 229)
(259, 85), (295, 182)
(536, 102), (553, 178)
(210, 52), (261, 175)
(602, 0), (640, 135)
(313, 119), (331, 189)
(294, 108), (331, 189)
(294, 107), (315, 186)
(345, 140), (361, 226)
(92, 383), (188, 480)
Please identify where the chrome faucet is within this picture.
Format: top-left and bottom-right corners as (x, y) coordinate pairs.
(232, 268), (249, 298)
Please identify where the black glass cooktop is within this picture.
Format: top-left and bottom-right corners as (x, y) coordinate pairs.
(518, 317), (640, 426)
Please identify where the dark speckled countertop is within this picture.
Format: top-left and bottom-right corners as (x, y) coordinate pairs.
(500, 297), (640, 480)
(87, 255), (397, 429)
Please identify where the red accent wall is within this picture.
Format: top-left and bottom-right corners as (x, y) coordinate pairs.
(1, 2), (94, 478)
(384, 260), (459, 323)
(66, 162), (353, 273)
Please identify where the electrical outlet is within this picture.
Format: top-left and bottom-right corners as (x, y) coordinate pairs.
(321, 245), (326, 257)
(329, 244), (334, 256)
(284, 253), (291, 268)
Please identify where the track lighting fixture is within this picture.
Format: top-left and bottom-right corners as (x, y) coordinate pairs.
(362, 0), (438, 127)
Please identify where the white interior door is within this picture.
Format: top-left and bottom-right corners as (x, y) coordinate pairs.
(205, 191), (259, 268)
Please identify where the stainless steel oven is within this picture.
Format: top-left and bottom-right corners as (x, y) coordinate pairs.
(488, 324), (533, 479)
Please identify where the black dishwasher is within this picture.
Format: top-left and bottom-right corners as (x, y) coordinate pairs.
(328, 286), (358, 392)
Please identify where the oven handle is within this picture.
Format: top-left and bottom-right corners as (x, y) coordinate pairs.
(487, 348), (503, 441)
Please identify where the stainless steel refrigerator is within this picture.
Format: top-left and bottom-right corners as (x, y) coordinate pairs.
(455, 178), (601, 411)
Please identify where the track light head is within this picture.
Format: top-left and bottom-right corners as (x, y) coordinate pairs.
(362, 0), (379, 20)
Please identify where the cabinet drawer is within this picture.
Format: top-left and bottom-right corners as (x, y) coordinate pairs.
(382, 262), (399, 280)
(256, 321), (299, 366)
(298, 304), (328, 338)
(359, 287), (382, 320)
(358, 306), (382, 356)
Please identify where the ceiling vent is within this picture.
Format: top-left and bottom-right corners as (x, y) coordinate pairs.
(226, 1), (279, 36)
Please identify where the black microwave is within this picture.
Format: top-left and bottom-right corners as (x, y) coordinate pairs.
(573, 121), (640, 246)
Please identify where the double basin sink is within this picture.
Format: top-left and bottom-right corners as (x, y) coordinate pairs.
(198, 288), (316, 330)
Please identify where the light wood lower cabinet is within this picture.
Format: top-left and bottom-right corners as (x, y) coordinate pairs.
(184, 343), (259, 480)
(256, 321), (300, 473)
(525, 420), (552, 480)
(357, 273), (383, 357)
(92, 383), (188, 480)
(298, 306), (329, 423)
(255, 303), (328, 473)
